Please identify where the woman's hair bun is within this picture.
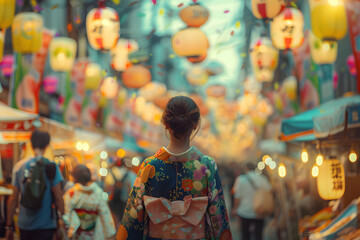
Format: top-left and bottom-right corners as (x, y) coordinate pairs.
(162, 96), (200, 139)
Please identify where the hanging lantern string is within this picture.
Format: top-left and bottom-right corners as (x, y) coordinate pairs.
(98, 0), (106, 8)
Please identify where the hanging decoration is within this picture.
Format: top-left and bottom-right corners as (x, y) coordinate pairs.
(250, 37), (279, 82)
(251, 0), (285, 20)
(179, 3), (210, 28)
(138, 82), (167, 102)
(171, 28), (209, 63)
(347, 55), (357, 76)
(0, 0), (15, 29)
(271, 7), (304, 50)
(122, 65), (151, 89)
(111, 39), (139, 72)
(186, 65), (209, 86)
(309, 32), (338, 65)
(12, 12), (44, 53)
(0, 31), (3, 62)
(309, 0), (347, 42)
(100, 76), (119, 99)
(86, 2), (120, 51)
(206, 84), (227, 98)
(85, 63), (102, 90)
(49, 37), (77, 72)
(43, 75), (59, 94)
(317, 158), (345, 200)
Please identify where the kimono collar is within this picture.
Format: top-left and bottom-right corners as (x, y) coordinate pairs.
(154, 146), (202, 162)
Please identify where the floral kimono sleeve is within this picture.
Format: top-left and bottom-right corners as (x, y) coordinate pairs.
(117, 160), (154, 240)
(98, 197), (116, 239)
(204, 157), (233, 240)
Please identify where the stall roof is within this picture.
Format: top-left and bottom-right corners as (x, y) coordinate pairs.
(0, 103), (38, 131)
(281, 95), (360, 142)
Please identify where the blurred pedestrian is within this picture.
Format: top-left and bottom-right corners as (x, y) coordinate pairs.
(117, 96), (232, 240)
(6, 130), (64, 240)
(63, 165), (115, 240)
(232, 162), (272, 240)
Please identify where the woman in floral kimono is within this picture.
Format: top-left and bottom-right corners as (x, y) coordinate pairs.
(63, 165), (116, 240)
(117, 96), (232, 240)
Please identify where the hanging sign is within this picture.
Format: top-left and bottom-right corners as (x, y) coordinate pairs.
(317, 159), (345, 200)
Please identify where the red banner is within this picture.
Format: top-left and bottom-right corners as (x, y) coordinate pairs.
(346, 0), (360, 93)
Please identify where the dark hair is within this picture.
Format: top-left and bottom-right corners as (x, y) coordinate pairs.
(73, 165), (91, 185)
(31, 130), (50, 150)
(245, 162), (256, 171)
(161, 96), (200, 139)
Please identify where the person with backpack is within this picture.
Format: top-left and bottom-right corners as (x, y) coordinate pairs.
(231, 162), (273, 240)
(63, 164), (116, 240)
(116, 96), (232, 240)
(104, 159), (136, 228)
(5, 130), (64, 240)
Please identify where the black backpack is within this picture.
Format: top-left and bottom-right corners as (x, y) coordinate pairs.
(21, 158), (56, 210)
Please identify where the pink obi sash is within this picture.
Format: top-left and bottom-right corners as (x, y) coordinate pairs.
(143, 196), (208, 240)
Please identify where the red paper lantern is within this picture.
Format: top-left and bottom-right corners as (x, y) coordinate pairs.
(251, 0), (285, 19)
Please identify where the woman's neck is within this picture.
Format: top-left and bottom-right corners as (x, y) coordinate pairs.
(166, 137), (191, 154)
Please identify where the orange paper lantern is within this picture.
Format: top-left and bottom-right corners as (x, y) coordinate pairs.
(179, 4), (210, 27)
(122, 65), (151, 89)
(190, 94), (209, 116)
(171, 28), (209, 63)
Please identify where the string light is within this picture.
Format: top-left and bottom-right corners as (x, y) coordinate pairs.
(349, 152), (358, 163)
(278, 164), (286, 178)
(301, 150), (309, 163)
(82, 142), (90, 152)
(100, 151), (108, 159)
(316, 154), (324, 166)
(312, 165), (319, 177)
(258, 162), (265, 170)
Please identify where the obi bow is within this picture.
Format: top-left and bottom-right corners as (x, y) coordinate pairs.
(143, 196), (208, 226)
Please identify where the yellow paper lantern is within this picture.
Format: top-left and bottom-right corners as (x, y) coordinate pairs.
(0, 0), (15, 29)
(49, 37), (77, 72)
(0, 31), (3, 62)
(250, 37), (279, 82)
(100, 76), (119, 99)
(171, 28), (209, 63)
(85, 63), (102, 90)
(186, 65), (209, 86)
(122, 65), (151, 89)
(12, 12), (43, 53)
(110, 38), (139, 71)
(86, 6), (120, 51)
(309, 32), (338, 65)
(251, 0), (285, 19)
(179, 4), (210, 28)
(271, 7), (304, 50)
(317, 158), (345, 200)
(309, 0), (347, 42)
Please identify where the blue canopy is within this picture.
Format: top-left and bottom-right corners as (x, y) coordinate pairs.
(281, 95), (360, 142)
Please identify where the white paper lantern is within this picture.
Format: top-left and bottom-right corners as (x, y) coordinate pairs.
(100, 76), (119, 99)
(86, 6), (120, 51)
(271, 7), (304, 50)
(49, 37), (77, 72)
(250, 37), (279, 82)
(309, 32), (338, 65)
(317, 158), (345, 200)
(111, 39), (139, 71)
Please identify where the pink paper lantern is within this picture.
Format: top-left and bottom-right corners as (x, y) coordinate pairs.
(347, 55), (357, 76)
(43, 75), (59, 94)
(0, 55), (14, 77)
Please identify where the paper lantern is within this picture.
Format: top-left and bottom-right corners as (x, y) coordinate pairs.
(0, 55), (14, 77)
(282, 76), (297, 101)
(171, 28), (209, 63)
(0, 0), (15, 29)
(0, 31), (3, 62)
(309, 0), (347, 42)
(250, 37), (279, 82)
(309, 32), (338, 64)
(43, 75), (59, 94)
(186, 65), (209, 86)
(122, 65), (151, 89)
(139, 82), (167, 102)
(86, 5), (120, 51)
(49, 37), (77, 72)
(12, 12), (43, 53)
(271, 7), (304, 50)
(317, 158), (345, 200)
(100, 76), (119, 99)
(111, 39), (139, 72)
(85, 63), (102, 90)
(179, 4), (209, 27)
(251, 0), (285, 19)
